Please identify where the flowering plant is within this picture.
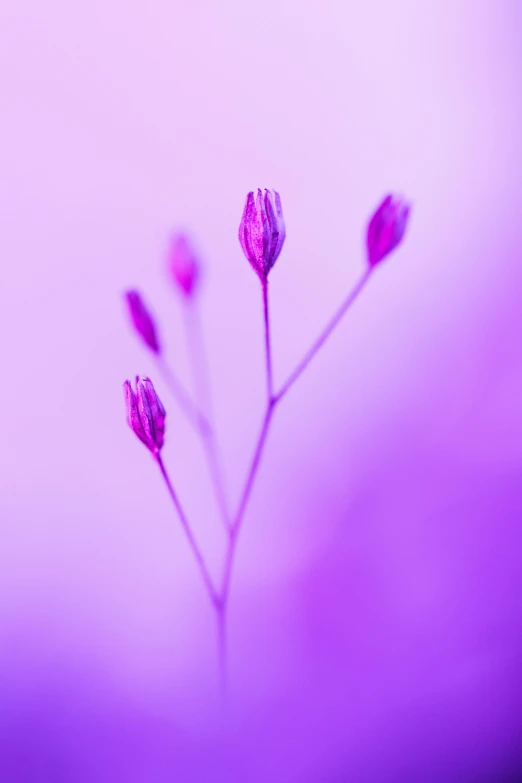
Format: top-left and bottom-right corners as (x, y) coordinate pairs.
(123, 191), (411, 693)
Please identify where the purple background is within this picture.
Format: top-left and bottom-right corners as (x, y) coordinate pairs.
(1, 1), (522, 780)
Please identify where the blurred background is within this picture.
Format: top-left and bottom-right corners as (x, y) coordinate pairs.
(1, 0), (522, 780)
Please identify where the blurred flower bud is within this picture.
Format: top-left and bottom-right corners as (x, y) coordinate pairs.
(239, 189), (286, 281)
(123, 376), (166, 454)
(168, 234), (200, 298)
(367, 194), (411, 267)
(125, 290), (161, 354)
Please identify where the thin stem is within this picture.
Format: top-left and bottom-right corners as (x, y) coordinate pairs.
(183, 300), (211, 416)
(155, 355), (209, 434)
(232, 403), (275, 539)
(182, 301), (231, 531)
(215, 280), (277, 696)
(262, 279), (273, 400)
(156, 265), (373, 697)
(221, 401), (276, 604)
(219, 267), (373, 615)
(274, 268), (372, 403)
(217, 606), (227, 701)
(202, 434), (231, 531)
(221, 279), (276, 596)
(217, 402), (276, 700)
(156, 453), (220, 609)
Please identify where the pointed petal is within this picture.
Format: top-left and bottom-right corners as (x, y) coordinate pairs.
(136, 376), (155, 450)
(239, 191), (261, 277)
(123, 379), (149, 447)
(264, 190), (279, 271)
(141, 376), (166, 451)
(265, 189), (285, 272)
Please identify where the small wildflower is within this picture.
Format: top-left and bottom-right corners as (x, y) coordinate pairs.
(239, 189), (285, 281)
(367, 194), (411, 267)
(168, 234), (200, 298)
(123, 376), (166, 454)
(125, 290), (161, 353)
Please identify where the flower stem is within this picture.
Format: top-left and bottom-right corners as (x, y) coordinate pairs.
(155, 266), (374, 697)
(221, 401), (275, 601)
(156, 453), (220, 609)
(217, 268), (374, 686)
(262, 279), (273, 401)
(202, 432), (231, 532)
(217, 605), (228, 701)
(182, 300), (231, 532)
(183, 299), (210, 415)
(155, 355), (209, 434)
(216, 281), (278, 692)
(274, 268), (372, 403)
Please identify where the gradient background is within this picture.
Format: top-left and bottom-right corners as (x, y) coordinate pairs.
(1, 1), (522, 781)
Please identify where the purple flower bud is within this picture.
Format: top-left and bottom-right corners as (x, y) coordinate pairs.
(367, 194), (411, 267)
(239, 189), (286, 281)
(168, 234), (200, 298)
(123, 376), (166, 454)
(125, 290), (161, 354)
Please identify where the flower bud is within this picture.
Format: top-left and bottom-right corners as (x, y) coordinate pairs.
(239, 189), (285, 281)
(125, 290), (161, 354)
(168, 234), (200, 298)
(123, 376), (166, 454)
(367, 194), (411, 267)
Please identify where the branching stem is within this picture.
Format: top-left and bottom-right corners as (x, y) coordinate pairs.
(153, 269), (373, 696)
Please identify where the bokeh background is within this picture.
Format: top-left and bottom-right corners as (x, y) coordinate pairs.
(2, 1), (522, 780)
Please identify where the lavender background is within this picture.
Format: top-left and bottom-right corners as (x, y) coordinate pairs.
(2, 1), (522, 781)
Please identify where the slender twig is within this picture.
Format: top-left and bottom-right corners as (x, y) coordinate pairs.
(221, 401), (275, 603)
(202, 433), (231, 531)
(155, 267), (374, 697)
(217, 607), (227, 702)
(219, 269), (374, 657)
(262, 279), (274, 400)
(157, 352), (231, 532)
(274, 268), (372, 403)
(156, 453), (220, 609)
(217, 281), (277, 690)
(183, 300), (210, 414)
(230, 280), (275, 545)
(158, 449), (226, 695)
(182, 300), (231, 531)
(155, 355), (209, 433)
(229, 269), (372, 547)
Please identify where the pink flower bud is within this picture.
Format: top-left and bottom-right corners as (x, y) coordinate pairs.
(125, 290), (161, 354)
(168, 234), (200, 298)
(367, 194), (411, 267)
(239, 189), (286, 281)
(123, 376), (166, 454)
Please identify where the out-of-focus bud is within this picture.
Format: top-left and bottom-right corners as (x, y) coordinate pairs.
(125, 290), (161, 354)
(238, 189), (286, 282)
(367, 194), (411, 267)
(168, 234), (200, 298)
(123, 376), (166, 454)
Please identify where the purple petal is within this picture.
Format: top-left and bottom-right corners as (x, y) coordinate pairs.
(140, 376), (166, 451)
(263, 190), (279, 271)
(123, 379), (149, 447)
(264, 189), (286, 271)
(254, 188), (269, 276)
(238, 191), (263, 278)
(238, 188), (287, 281)
(136, 377), (156, 451)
